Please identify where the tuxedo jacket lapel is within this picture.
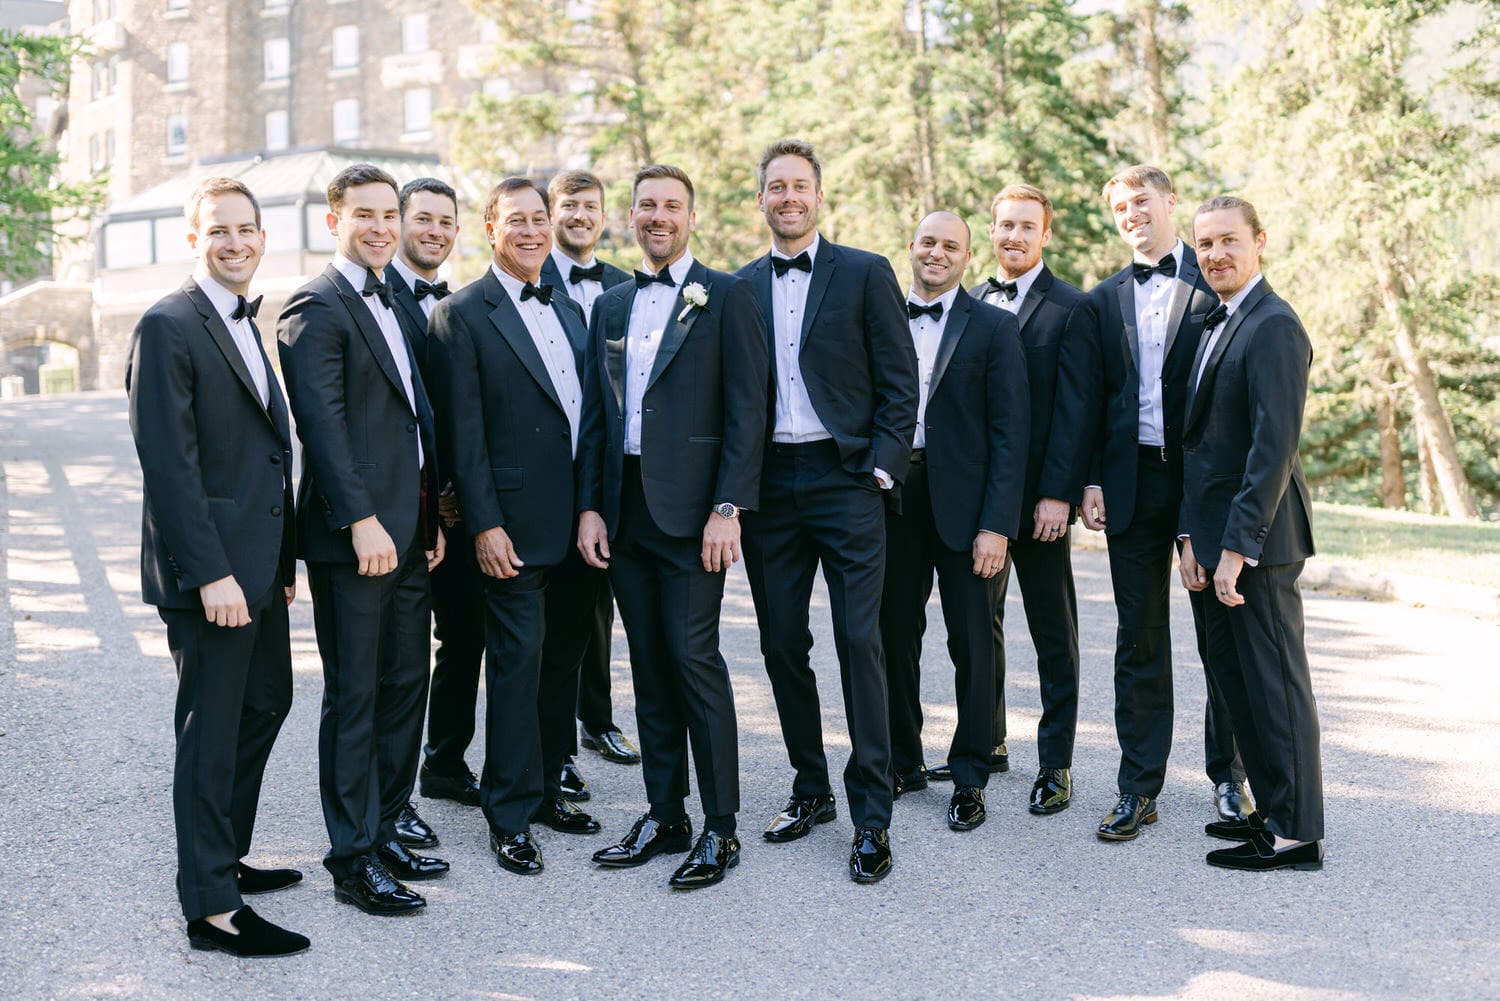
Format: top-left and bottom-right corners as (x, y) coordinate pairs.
(182, 280), (274, 428)
(646, 261), (706, 391)
(1016, 266), (1051, 334)
(603, 283), (637, 411)
(750, 256), (775, 378)
(482, 272), (565, 414)
(553, 296), (589, 363)
(800, 239), (837, 342)
(1115, 275), (1140, 375)
(327, 265), (413, 413)
(1165, 248), (1200, 359)
(928, 288), (972, 397)
(1186, 280), (1272, 431)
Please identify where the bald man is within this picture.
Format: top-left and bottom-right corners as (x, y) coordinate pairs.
(880, 211), (1029, 832)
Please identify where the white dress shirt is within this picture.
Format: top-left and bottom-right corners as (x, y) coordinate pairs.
(333, 253), (422, 469)
(193, 268), (270, 408)
(492, 264), (583, 457)
(1133, 237), (1187, 448)
(1194, 273), (1263, 392)
(624, 252), (695, 455)
(390, 256), (437, 320)
(770, 233), (832, 444)
(551, 247), (605, 323)
(983, 258), (1044, 316)
(906, 286), (961, 449)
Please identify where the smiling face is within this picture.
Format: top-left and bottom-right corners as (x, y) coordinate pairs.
(1193, 206), (1266, 300)
(485, 185), (551, 283)
(758, 154), (823, 254)
(630, 177), (694, 270)
(328, 181), (400, 271)
(989, 198), (1051, 279)
(909, 212), (972, 300)
(1108, 181), (1178, 262)
(399, 189), (458, 277)
(553, 185), (604, 260)
(187, 191), (265, 297)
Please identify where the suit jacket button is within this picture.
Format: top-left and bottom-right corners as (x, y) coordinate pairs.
(407, 422), (417, 433)
(270, 454), (281, 464)
(271, 506), (282, 517)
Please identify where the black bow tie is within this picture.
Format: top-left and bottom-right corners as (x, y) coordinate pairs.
(986, 277), (1019, 300)
(1132, 254), (1176, 284)
(1204, 303), (1228, 330)
(362, 270), (392, 308)
(569, 262), (606, 284)
(907, 300), (944, 321)
(771, 251), (813, 277)
(414, 279), (449, 301)
(521, 282), (554, 304)
(634, 269), (676, 288)
(232, 294), (262, 321)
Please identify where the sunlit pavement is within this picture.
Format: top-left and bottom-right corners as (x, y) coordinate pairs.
(3, 392), (1497, 1001)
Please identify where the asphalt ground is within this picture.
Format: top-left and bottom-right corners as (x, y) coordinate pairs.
(2, 392), (1497, 1001)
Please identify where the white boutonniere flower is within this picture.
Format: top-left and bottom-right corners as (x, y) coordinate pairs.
(678, 282), (709, 322)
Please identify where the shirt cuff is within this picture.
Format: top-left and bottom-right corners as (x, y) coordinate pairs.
(873, 467), (894, 490)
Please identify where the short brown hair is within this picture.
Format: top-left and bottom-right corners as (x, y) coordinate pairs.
(1194, 195), (1264, 237)
(1101, 164), (1174, 203)
(186, 177), (260, 232)
(328, 163), (400, 214)
(483, 177), (550, 225)
(757, 138), (822, 192)
(399, 177), (457, 218)
(548, 169), (605, 202)
(990, 183), (1053, 231)
(633, 164), (694, 210)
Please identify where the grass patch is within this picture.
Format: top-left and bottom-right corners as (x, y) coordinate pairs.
(1312, 502), (1500, 590)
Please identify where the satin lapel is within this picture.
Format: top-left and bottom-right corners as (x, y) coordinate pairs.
(539, 256), (563, 289)
(1115, 275), (1140, 374)
(1017, 268), (1051, 336)
(183, 280), (273, 427)
(645, 262), (704, 391)
(260, 335), (293, 447)
(328, 266), (411, 409)
(385, 265), (428, 340)
(483, 273), (564, 414)
(1186, 280), (1272, 431)
(800, 239), (837, 342)
(1165, 246), (1198, 359)
(928, 289), (971, 398)
(604, 282), (636, 411)
(750, 256), (775, 381)
(552, 295), (589, 362)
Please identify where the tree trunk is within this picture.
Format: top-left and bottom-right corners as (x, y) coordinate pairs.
(1417, 425), (1440, 515)
(1130, 0), (1172, 164)
(911, 0), (937, 212)
(1373, 358), (1406, 509)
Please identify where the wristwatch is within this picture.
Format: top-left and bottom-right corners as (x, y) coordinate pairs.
(713, 502), (739, 519)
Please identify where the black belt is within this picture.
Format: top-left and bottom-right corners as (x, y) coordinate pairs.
(1139, 444), (1168, 463)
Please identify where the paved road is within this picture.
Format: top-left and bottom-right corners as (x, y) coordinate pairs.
(2, 392), (1497, 1001)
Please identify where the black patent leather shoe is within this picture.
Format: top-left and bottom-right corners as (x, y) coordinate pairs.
(926, 743), (1010, 781)
(1028, 767), (1072, 815)
(893, 765), (928, 800)
(187, 904), (310, 957)
(669, 830), (741, 889)
(763, 792), (837, 843)
(1206, 811), (1266, 842)
(395, 802), (439, 849)
(1206, 828), (1324, 871)
(490, 829), (543, 875)
(419, 765), (481, 807)
(849, 826), (892, 883)
(593, 813), (694, 868)
(582, 728), (642, 764)
(1215, 780), (1254, 822)
(558, 759), (591, 801)
(1096, 792), (1158, 841)
(947, 785), (987, 831)
(236, 862), (303, 895)
(533, 795), (602, 834)
(334, 856), (425, 915)
(376, 840), (450, 881)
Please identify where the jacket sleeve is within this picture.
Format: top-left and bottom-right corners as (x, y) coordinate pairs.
(575, 299), (607, 515)
(977, 312), (1031, 539)
(428, 301), (506, 535)
(864, 257), (920, 482)
(1035, 297), (1098, 505)
(714, 276), (770, 511)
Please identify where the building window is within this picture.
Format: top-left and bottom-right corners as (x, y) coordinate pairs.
(93, 0), (116, 22)
(166, 42), (189, 84)
(263, 0), (289, 9)
(401, 14), (428, 54)
(403, 88), (432, 136)
(331, 25), (359, 70)
(265, 110), (289, 151)
(91, 59), (115, 99)
(333, 99), (359, 145)
(166, 114), (187, 156)
(166, 0), (189, 11)
(105, 128), (116, 164)
(263, 38), (290, 82)
(89, 133), (103, 170)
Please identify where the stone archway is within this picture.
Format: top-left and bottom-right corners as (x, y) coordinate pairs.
(0, 282), (98, 394)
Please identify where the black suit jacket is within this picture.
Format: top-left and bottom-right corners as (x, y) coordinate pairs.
(736, 237), (919, 484)
(276, 264), (440, 563)
(127, 279), (296, 609)
(970, 265), (1096, 516)
(921, 288), (1031, 549)
(1082, 243), (1219, 533)
(428, 270), (588, 567)
(385, 263), (437, 381)
(1179, 279), (1315, 568)
(540, 255), (631, 305)
(578, 260), (769, 539)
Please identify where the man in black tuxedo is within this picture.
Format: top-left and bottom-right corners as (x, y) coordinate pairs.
(1178, 196), (1322, 872)
(736, 138), (919, 883)
(427, 177), (603, 877)
(578, 164), (768, 890)
(1078, 165), (1248, 841)
(128, 178), (307, 957)
(932, 184), (1094, 816)
(277, 164), (449, 915)
(880, 211), (1029, 833)
(539, 169), (642, 794)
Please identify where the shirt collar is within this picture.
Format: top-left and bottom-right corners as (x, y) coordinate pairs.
(332, 252), (384, 296)
(1219, 272), (1264, 321)
(637, 249), (696, 287)
(490, 262), (547, 305)
(390, 255), (434, 295)
(1133, 237), (1187, 270)
(551, 247), (598, 277)
(771, 232), (820, 265)
(997, 258), (1045, 300)
(192, 267), (245, 324)
(907, 283), (961, 318)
